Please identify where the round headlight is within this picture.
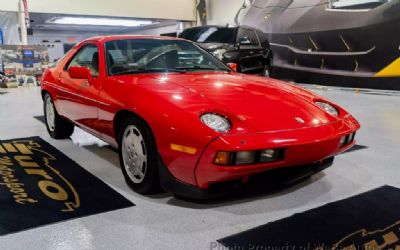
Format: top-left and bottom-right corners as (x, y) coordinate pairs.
(315, 101), (339, 116)
(200, 113), (231, 132)
(212, 49), (226, 61)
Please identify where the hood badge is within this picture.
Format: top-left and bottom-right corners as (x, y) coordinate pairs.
(294, 117), (305, 124)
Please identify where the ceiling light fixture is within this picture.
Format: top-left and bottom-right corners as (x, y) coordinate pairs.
(46, 17), (156, 27)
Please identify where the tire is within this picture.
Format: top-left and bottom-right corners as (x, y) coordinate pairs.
(43, 93), (74, 139)
(263, 65), (271, 77)
(118, 116), (160, 194)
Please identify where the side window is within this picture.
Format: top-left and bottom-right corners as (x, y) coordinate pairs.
(237, 28), (260, 46)
(179, 28), (204, 41)
(66, 44), (99, 76)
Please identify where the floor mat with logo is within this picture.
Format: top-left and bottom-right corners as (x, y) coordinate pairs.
(218, 186), (400, 250)
(0, 136), (134, 235)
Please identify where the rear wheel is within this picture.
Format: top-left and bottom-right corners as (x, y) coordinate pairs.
(43, 93), (74, 139)
(118, 116), (160, 194)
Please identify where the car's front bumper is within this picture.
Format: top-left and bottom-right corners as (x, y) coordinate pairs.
(159, 156), (334, 200)
(160, 115), (359, 198)
(194, 116), (359, 189)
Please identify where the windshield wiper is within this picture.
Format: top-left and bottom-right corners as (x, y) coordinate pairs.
(174, 66), (229, 72)
(112, 67), (186, 76)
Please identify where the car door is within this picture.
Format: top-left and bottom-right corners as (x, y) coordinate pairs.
(57, 43), (102, 135)
(236, 27), (266, 74)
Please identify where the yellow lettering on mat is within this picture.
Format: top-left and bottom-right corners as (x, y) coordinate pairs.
(3, 143), (17, 153)
(14, 144), (33, 155)
(14, 155), (39, 168)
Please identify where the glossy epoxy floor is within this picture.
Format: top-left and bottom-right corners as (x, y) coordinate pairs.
(0, 85), (399, 250)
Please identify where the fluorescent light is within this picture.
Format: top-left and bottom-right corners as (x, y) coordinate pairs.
(47, 17), (156, 27)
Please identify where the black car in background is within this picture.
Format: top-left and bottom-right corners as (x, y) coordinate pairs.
(179, 25), (272, 76)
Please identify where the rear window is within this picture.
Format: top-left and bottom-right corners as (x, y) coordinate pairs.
(180, 27), (236, 44)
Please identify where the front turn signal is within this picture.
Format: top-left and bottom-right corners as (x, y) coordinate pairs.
(214, 151), (232, 165)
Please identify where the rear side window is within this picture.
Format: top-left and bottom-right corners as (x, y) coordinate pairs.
(65, 44), (99, 76)
(179, 27), (204, 41)
(237, 28), (260, 46)
(180, 27), (236, 44)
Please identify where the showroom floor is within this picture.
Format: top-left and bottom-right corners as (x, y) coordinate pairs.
(0, 85), (399, 250)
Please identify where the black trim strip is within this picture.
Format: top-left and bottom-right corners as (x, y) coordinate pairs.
(270, 43), (376, 56)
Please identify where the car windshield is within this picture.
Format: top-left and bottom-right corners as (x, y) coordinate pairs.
(105, 39), (230, 76)
(179, 27), (236, 44)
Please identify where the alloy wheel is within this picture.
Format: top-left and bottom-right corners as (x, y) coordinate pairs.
(122, 125), (148, 184)
(45, 97), (55, 132)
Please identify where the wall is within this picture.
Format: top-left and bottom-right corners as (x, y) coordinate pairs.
(28, 24), (179, 46)
(27, 30), (115, 45)
(206, 0), (244, 26)
(26, 24), (179, 61)
(0, 12), (20, 44)
(0, 0), (196, 21)
(27, 30), (110, 61)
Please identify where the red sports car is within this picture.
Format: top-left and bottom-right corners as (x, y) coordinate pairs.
(41, 35), (360, 198)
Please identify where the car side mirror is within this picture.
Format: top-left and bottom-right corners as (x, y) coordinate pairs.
(238, 36), (252, 46)
(68, 66), (92, 81)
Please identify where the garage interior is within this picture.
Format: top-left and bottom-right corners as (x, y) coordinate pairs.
(1, 1), (400, 250)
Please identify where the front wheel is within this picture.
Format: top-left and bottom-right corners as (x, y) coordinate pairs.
(43, 93), (74, 139)
(118, 116), (160, 194)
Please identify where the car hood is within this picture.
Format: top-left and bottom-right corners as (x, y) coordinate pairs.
(128, 73), (338, 133)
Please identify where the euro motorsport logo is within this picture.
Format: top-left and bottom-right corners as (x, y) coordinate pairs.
(329, 221), (400, 250)
(0, 139), (80, 212)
